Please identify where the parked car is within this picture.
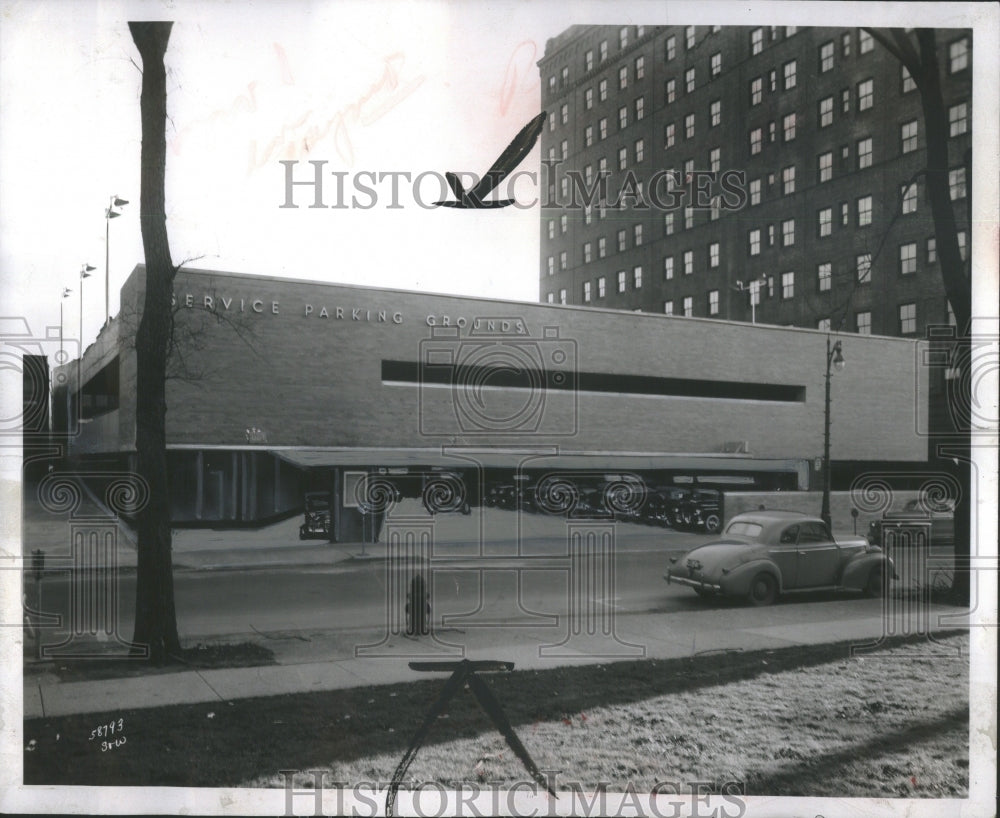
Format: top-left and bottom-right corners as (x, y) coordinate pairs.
(675, 488), (723, 533)
(664, 510), (895, 606)
(867, 498), (955, 547)
(299, 491), (331, 540)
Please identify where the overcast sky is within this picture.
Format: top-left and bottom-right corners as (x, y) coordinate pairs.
(1, 1), (996, 353)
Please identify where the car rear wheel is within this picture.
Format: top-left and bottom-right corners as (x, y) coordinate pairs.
(703, 513), (722, 533)
(747, 573), (778, 606)
(865, 566), (886, 598)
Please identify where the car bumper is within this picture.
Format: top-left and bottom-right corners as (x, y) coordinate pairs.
(664, 571), (722, 594)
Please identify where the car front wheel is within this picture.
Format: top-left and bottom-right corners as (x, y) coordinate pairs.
(703, 513), (722, 533)
(747, 573), (778, 606)
(865, 565), (886, 598)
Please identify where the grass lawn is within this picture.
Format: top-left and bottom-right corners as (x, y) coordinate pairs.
(23, 631), (968, 798)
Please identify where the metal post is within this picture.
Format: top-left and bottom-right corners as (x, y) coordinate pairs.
(105, 214), (110, 325)
(821, 335), (833, 530)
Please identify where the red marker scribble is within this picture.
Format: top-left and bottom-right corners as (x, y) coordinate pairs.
(499, 40), (538, 116)
(910, 776), (917, 787)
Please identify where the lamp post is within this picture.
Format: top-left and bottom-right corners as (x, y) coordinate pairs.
(78, 264), (96, 410)
(59, 287), (72, 357)
(104, 195), (129, 325)
(821, 336), (845, 530)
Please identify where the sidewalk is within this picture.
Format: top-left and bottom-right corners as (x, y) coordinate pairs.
(23, 598), (964, 720)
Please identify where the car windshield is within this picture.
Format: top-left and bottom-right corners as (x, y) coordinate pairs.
(725, 521), (762, 537)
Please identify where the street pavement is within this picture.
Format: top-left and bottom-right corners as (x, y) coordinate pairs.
(21, 501), (963, 720)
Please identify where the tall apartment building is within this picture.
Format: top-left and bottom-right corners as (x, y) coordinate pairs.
(537, 25), (972, 338)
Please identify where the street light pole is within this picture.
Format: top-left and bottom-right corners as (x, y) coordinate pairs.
(59, 287), (72, 357)
(821, 335), (845, 530)
(104, 195), (128, 325)
(78, 264), (96, 413)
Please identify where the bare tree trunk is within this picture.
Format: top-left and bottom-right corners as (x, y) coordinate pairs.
(129, 21), (181, 662)
(865, 28), (972, 606)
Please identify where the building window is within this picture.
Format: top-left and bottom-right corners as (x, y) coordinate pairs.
(842, 31), (851, 56)
(781, 272), (795, 299)
(709, 242), (720, 268)
(927, 237), (937, 263)
(633, 266), (642, 289)
(769, 69), (777, 92)
(859, 29), (873, 54)
(618, 105), (628, 130)
(841, 201), (850, 226)
(664, 122), (675, 148)
(750, 127), (762, 155)
(819, 96), (833, 127)
(599, 78), (609, 101)
(634, 223), (643, 246)
(683, 249), (694, 275)
(617, 270), (626, 293)
(598, 237), (606, 258)
(856, 311), (871, 335)
(857, 195), (872, 226)
(585, 88), (594, 110)
(949, 167), (966, 200)
(818, 207), (832, 237)
(682, 112), (694, 140)
(665, 78), (676, 104)
(664, 213), (674, 236)
(684, 205), (694, 229)
(584, 206), (593, 225)
(949, 102), (968, 136)
(857, 253), (872, 284)
(768, 224), (776, 246)
(783, 112), (796, 141)
(664, 256), (674, 279)
(749, 229), (761, 256)
(749, 178), (761, 206)
(585, 126), (593, 147)
(559, 251), (567, 270)
(817, 318), (831, 332)
(711, 52), (722, 77)
(561, 66), (569, 87)
(617, 228), (627, 252)
(857, 78), (873, 110)
(664, 300), (673, 316)
(547, 219), (555, 240)
(783, 60), (797, 89)
(685, 25), (696, 50)
(583, 242), (592, 263)
(751, 28), (764, 55)
(902, 65), (916, 93)
(598, 156), (607, 175)
(902, 182), (917, 214)
(635, 55), (645, 79)
(561, 139), (568, 160)
(818, 151), (833, 183)
(560, 214), (568, 234)
(708, 290), (719, 315)
(618, 146), (627, 171)
(820, 41), (834, 72)
(857, 137), (873, 169)
(598, 276), (606, 297)
(635, 96), (645, 121)
(710, 147), (720, 173)
(750, 77), (763, 105)
(559, 288), (567, 305)
(949, 37), (969, 73)
(665, 35), (676, 61)
(619, 65), (628, 90)
(683, 296), (693, 317)
(958, 230), (967, 261)
(818, 262), (832, 291)
(782, 219), (795, 246)
(546, 256), (554, 275)
(583, 281), (591, 302)
(619, 26), (629, 49)
(901, 120), (918, 154)
(599, 118), (608, 140)
(899, 302), (917, 334)
(708, 99), (721, 128)
(782, 165), (795, 194)
(585, 50), (594, 72)
(685, 67), (696, 94)
(900, 242), (917, 275)
(634, 138), (644, 163)
(600, 40), (608, 63)
(842, 88), (851, 113)
(546, 293), (554, 303)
